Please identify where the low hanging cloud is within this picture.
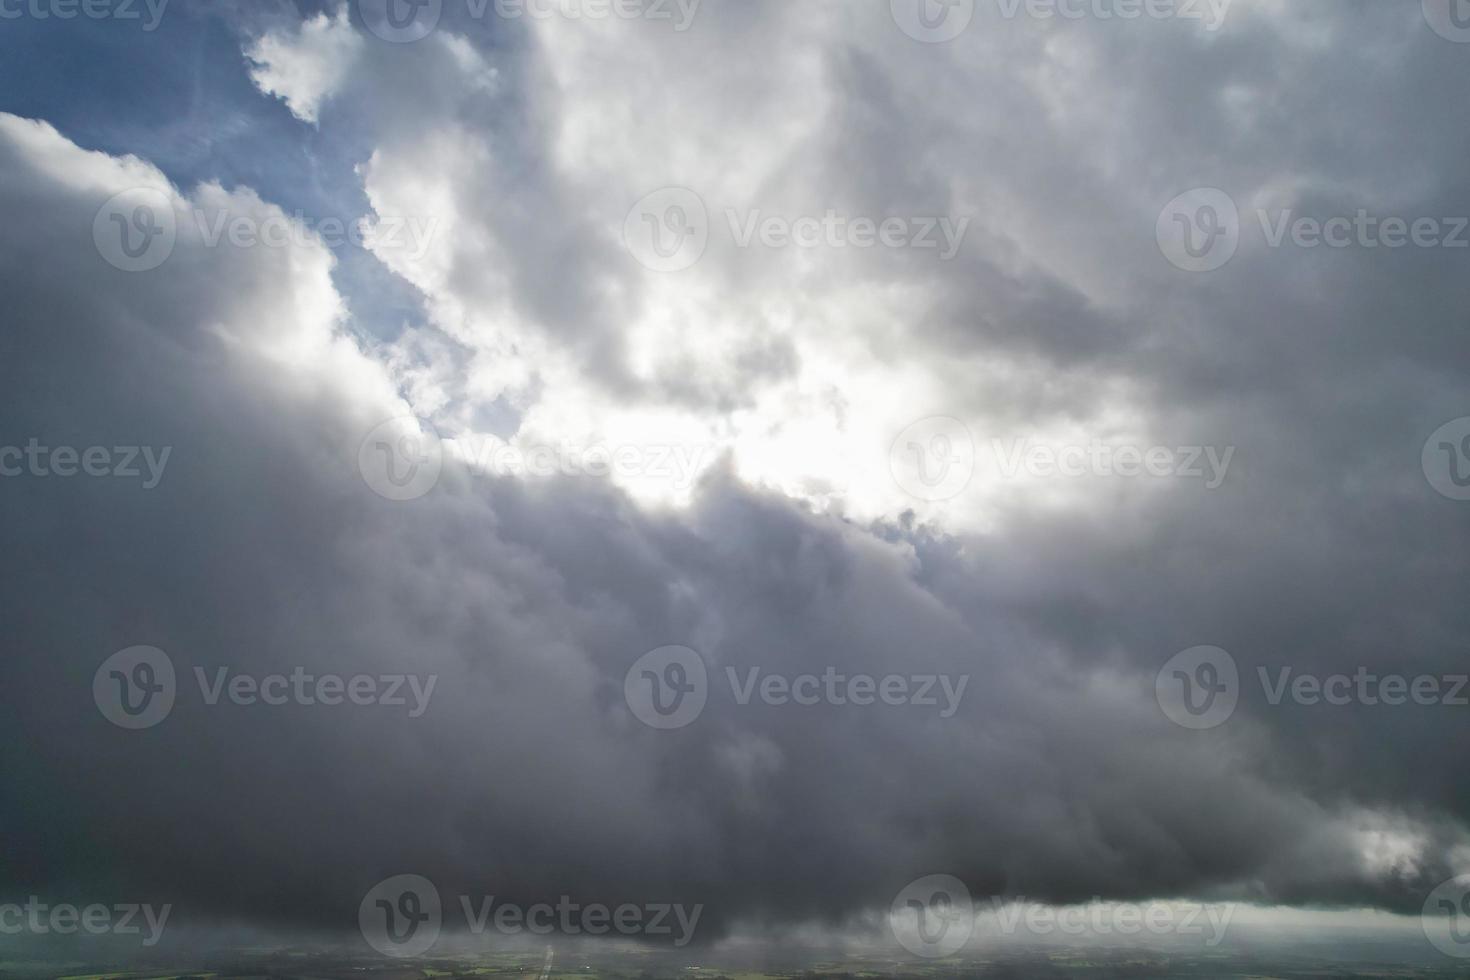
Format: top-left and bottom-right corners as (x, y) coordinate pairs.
(1, 0), (1469, 958)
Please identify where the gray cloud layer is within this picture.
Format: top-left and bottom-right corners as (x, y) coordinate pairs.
(1, 0), (1469, 954)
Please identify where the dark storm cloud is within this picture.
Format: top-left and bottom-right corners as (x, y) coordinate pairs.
(1, 0), (1469, 958)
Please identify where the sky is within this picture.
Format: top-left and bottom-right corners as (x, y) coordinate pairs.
(1, 0), (1470, 966)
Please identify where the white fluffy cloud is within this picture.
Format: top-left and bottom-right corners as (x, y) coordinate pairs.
(247, 7), (363, 124)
